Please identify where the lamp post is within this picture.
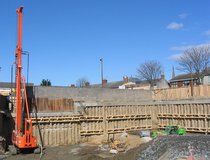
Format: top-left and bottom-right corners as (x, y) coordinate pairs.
(22, 51), (29, 85)
(100, 58), (103, 87)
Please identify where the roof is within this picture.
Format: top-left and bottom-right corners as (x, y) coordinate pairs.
(91, 81), (124, 89)
(90, 77), (141, 89)
(123, 82), (136, 86)
(138, 79), (162, 85)
(129, 77), (141, 84)
(170, 73), (198, 82)
(128, 77), (163, 85)
(91, 76), (168, 89)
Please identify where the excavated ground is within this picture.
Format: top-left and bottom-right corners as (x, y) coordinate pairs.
(3, 134), (147, 160)
(2, 134), (210, 160)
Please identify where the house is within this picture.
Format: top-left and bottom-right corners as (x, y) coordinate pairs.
(155, 74), (170, 89)
(91, 76), (129, 89)
(91, 75), (169, 90)
(133, 74), (169, 90)
(0, 82), (34, 96)
(169, 74), (199, 88)
(169, 68), (210, 88)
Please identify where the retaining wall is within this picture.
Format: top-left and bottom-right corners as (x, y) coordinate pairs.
(32, 101), (210, 146)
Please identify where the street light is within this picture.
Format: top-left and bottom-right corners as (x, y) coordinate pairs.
(22, 51), (30, 85)
(100, 58), (103, 87)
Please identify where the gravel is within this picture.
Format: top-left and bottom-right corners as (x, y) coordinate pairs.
(137, 135), (210, 160)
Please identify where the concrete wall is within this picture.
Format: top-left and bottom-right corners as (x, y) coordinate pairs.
(33, 86), (152, 103)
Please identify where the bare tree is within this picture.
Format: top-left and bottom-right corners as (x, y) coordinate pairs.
(137, 60), (162, 87)
(76, 78), (90, 88)
(177, 45), (210, 84)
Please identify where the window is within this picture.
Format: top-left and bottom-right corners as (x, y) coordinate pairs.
(171, 82), (178, 88)
(183, 80), (190, 87)
(194, 79), (199, 85)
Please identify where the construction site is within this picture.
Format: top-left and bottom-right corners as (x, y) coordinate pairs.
(1, 82), (210, 159)
(1, 2), (210, 160)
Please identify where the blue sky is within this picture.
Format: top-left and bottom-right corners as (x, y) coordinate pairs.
(0, 0), (210, 86)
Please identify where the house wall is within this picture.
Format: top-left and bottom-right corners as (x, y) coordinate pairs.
(178, 81), (183, 87)
(203, 76), (210, 85)
(134, 85), (151, 90)
(156, 79), (169, 89)
(171, 80), (203, 88)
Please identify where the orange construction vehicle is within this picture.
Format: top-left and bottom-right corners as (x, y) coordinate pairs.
(9, 6), (40, 154)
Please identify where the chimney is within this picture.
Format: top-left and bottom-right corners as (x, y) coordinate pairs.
(102, 79), (107, 85)
(123, 76), (129, 83)
(160, 70), (165, 80)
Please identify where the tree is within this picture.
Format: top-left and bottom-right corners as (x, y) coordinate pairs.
(137, 60), (162, 87)
(40, 79), (51, 86)
(176, 45), (210, 84)
(76, 78), (89, 88)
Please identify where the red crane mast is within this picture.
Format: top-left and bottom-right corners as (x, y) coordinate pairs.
(16, 6), (23, 134)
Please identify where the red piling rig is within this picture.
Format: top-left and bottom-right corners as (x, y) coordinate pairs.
(12, 6), (37, 149)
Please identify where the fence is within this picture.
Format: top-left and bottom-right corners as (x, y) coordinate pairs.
(9, 97), (74, 113)
(35, 98), (74, 112)
(153, 85), (210, 101)
(31, 101), (210, 146)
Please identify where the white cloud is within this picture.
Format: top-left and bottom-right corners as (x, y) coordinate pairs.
(169, 43), (210, 61)
(171, 45), (192, 51)
(171, 43), (210, 51)
(167, 22), (184, 30)
(168, 53), (183, 60)
(204, 30), (210, 36)
(179, 13), (188, 19)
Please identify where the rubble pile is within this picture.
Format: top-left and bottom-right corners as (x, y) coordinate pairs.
(138, 135), (210, 160)
(0, 136), (6, 154)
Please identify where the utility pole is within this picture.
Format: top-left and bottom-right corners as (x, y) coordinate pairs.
(100, 58), (103, 87)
